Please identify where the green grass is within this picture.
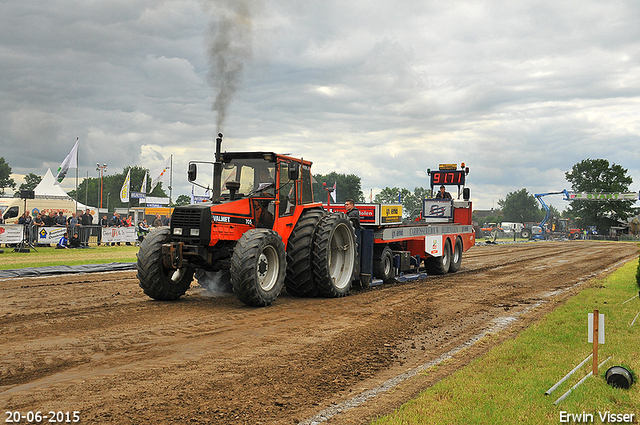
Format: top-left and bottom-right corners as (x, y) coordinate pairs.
(374, 258), (640, 425)
(0, 245), (139, 270)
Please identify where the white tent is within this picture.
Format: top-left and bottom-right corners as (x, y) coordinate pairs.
(34, 169), (73, 199)
(32, 169), (97, 211)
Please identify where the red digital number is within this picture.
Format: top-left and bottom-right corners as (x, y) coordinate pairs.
(432, 172), (441, 184)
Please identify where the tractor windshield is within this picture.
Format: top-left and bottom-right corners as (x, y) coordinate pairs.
(220, 158), (275, 199)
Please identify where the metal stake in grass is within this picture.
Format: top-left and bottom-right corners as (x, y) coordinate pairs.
(544, 353), (592, 395)
(554, 356), (612, 405)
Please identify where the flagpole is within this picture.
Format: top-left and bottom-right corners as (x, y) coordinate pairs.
(169, 154), (173, 206)
(75, 137), (79, 213)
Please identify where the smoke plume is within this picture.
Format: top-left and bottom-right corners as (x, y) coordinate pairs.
(204, 0), (258, 132)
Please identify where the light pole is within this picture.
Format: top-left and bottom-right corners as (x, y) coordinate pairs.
(107, 192), (111, 212)
(96, 163), (107, 209)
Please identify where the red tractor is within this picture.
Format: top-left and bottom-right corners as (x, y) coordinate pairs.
(136, 134), (357, 306)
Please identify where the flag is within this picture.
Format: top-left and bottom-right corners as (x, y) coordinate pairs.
(369, 189), (373, 203)
(54, 138), (79, 185)
(190, 185), (195, 205)
(120, 169), (131, 203)
(150, 156), (171, 192)
(140, 171), (147, 194)
(330, 182), (337, 203)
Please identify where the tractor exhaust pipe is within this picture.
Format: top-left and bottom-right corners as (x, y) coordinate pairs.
(212, 133), (223, 203)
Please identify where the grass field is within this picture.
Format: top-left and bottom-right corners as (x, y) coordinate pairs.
(374, 258), (640, 424)
(0, 245), (139, 270)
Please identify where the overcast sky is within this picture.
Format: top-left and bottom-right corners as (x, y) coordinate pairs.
(2, 0), (639, 212)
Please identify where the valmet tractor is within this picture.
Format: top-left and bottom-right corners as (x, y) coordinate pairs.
(136, 134), (356, 307)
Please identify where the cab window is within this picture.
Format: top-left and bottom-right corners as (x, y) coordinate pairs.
(278, 162), (296, 216)
(301, 164), (313, 204)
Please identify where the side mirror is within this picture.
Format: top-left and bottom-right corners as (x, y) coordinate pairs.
(288, 162), (300, 181)
(463, 187), (470, 201)
(188, 163), (197, 182)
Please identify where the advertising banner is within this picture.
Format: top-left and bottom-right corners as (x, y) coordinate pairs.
(569, 192), (639, 201)
(101, 227), (137, 244)
(422, 199), (454, 222)
(37, 226), (68, 244)
(0, 225), (24, 244)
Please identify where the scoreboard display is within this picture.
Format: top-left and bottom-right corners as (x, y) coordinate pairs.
(429, 170), (466, 186)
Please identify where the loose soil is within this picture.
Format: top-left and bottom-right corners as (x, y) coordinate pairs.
(1, 241), (637, 424)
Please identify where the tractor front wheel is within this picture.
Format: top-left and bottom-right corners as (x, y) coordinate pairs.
(137, 228), (194, 300)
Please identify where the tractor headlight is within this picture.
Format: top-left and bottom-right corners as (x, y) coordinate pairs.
(190, 228), (200, 236)
(173, 228), (183, 235)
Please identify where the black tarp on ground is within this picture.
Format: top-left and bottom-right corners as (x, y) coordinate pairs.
(0, 262), (136, 278)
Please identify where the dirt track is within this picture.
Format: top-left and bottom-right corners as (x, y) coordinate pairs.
(1, 241), (637, 424)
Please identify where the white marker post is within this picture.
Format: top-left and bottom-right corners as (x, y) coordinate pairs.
(588, 310), (605, 375)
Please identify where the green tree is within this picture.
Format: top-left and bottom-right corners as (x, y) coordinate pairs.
(0, 157), (16, 196)
(497, 188), (544, 222)
(565, 159), (634, 233)
(374, 186), (430, 218)
(313, 172), (364, 204)
(15, 173), (42, 196)
(174, 194), (191, 206)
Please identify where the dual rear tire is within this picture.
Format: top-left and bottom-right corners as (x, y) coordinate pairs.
(233, 211), (357, 305)
(425, 237), (463, 275)
(373, 246), (394, 281)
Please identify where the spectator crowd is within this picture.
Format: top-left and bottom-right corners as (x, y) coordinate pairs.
(8, 209), (167, 248)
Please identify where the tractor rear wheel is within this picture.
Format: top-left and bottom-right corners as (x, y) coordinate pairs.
(520, 228), (531, 239)
(373, 245), (394, 281)
(313, 213), (356, 297)
(231, 229), (286, 307)
(137, 227), (194, 300)
(285, 209), (326, 297)
(424, 238), (452, 275)
(449, 237), (463, 273)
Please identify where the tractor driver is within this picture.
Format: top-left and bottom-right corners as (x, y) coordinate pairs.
(255, 167), (275, 191)
(435, 185), (452, 199)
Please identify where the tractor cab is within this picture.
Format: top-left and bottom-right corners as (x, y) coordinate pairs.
(185, 143), (317, 245)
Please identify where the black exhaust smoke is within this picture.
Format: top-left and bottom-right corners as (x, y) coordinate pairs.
(203, 0), (259, 133)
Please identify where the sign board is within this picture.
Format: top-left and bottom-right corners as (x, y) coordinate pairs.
(426, 235), (442, 256)
(325, 203), (403, 226)
(145, 196), (170, 205)
(422, 199), (454, 222)
(588, 313), (605, 344)
(101, 227), (137, 244)
(570, 192), (639, 201)
(37, 226), (68, 244)
(0, 225), (24, 244)
(192, 196), (209, 203)
(438, 164), (458, 170)
(131, 192), (146, 199)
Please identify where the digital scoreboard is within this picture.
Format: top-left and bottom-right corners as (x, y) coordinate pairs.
(429, 170), (466, 186)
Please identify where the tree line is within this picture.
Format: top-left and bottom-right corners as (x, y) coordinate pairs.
(1, 157), (636, 233)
